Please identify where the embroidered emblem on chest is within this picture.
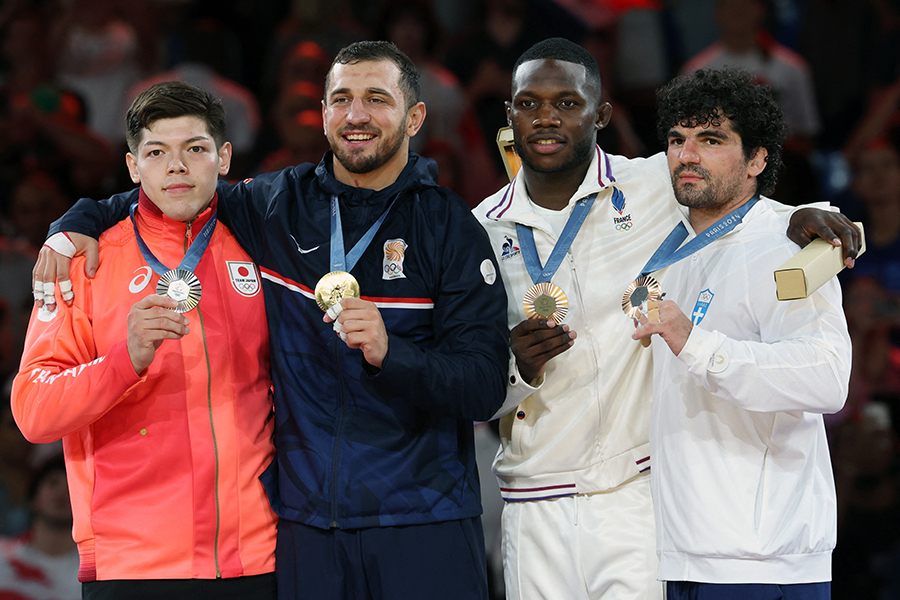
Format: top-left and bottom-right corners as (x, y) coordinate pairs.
(692, 289), (714, 325)
(227, 261), (261, 297)
(610, 187), (633, 232)
(383, 238), (408, 280)
(500, 235), (521, 261)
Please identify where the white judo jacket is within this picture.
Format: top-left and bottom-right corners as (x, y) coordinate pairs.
(473, 148), (682, 500)
(649, 199), (851, 584)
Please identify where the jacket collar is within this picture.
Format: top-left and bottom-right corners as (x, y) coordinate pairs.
(313, 150), (440, 204)
(135, 187), (218, 239)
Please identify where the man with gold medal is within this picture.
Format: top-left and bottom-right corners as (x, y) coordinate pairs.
(473, 38), (861, 600)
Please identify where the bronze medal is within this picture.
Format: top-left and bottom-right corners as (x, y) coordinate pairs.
(523, 282), (568, 323)
(157, 269), (202, 313)
(315, 271), (361, 311)
(622, 275), (662, 319)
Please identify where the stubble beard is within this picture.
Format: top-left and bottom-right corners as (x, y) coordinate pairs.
(332, 117), (407, 175)
(671, 165), (744, 211)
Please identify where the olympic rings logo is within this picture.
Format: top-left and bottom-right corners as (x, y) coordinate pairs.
(238, 282), (256, 291)
(384, 263), (403, 275)
(615, 221), (634, 231)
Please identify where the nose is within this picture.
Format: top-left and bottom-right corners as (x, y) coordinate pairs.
(167, 153), (187, 174)
(678, 138), (700, 164)
(346, 96), (370, 125)
(532, 102), (560, 128)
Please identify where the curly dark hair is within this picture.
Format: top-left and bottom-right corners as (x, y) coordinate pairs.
(656, 68), (787, 197)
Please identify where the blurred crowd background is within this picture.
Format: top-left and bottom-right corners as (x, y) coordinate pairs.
(1, 0), (900, 597)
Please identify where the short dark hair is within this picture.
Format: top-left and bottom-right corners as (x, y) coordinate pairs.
(513, 37), (603, 100)
(656, 68), (787, 197)
(326, 41), (420, 110)
(125, 81), (227, 153)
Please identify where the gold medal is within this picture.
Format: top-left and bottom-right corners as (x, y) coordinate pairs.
(315, 271), (360, 311)
(622, 275), (662, 319)
(523, 282), (568, 323)
(157, 269), (202, 313)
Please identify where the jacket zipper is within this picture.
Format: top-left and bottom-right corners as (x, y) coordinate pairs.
(330, 336), (347, 528)
(186, 221), (222, 577)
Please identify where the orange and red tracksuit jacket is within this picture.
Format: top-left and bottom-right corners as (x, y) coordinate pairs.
(11, 191), (276, 582)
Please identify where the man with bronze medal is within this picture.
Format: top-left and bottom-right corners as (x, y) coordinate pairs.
(32, 42), (509, 600)
(12, 82), (277, 599)
(630, 69), (850, 600)
(473, 39), (861, 600)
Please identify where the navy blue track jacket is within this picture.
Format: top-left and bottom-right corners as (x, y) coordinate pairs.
(50, 152), (509, 530)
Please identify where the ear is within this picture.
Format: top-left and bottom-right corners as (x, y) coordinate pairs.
(405, 101), (426, 138)
(321, 100), (328, 136)
(596, 102), (612, 130)
(748, 147), (768, 178)
(218, 141), (233, 176)
(505, 101), (513, 126)
(125, 153), (141, 184)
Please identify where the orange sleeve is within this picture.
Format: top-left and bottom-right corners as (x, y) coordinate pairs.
(11, 274), (143, 444)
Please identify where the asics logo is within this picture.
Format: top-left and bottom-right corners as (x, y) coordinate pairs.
(129, 266), (153, 293)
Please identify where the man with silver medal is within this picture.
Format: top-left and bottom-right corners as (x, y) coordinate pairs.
(12, 82), (277, 600)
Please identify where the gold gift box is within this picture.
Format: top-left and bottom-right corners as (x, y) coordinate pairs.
(774, 222), (866, 301)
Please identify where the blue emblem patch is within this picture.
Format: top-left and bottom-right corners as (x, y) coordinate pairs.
(692, 289), (714, 325)
(611, 187), (626, 215)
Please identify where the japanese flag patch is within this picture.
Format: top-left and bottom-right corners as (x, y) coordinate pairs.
(227, 261), (261, 297)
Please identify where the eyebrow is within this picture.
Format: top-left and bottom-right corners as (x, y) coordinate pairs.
(142, 135), (212, 148)
(667, 128), (730, 141)
(328, 87), (394, 100)
(515, 88), (582, 99)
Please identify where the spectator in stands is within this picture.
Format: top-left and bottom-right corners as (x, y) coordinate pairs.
(0, 402), (33, 538)
(840, 131), (900, 411)
(0, 5), (113, 202)
(0, 456), (79, 600)
(256, 81), (329, 174)
(377, 0), (465, 155)
(681, 0), (821, 204)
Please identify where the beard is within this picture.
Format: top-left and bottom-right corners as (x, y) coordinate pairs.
(671, 164), (745, 210)
(331, 117), (407, 175)
(514, 131), (596, 174)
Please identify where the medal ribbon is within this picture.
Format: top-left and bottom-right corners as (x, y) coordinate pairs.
(516, 193), (598, 285)
(129, 202), (217, 275)
(330, 195), (398, 273)
(637, 196), (759, 278)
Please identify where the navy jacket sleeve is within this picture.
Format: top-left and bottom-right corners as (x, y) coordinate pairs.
(49, 188), (139, 238)
(369, 195), (509, 422)
(48, 170), (297, 261)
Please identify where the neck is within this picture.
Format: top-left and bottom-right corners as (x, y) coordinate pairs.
(689, 194), (755, 234)
(30, 519), (76, 557)
(522, 160), (591, 211)
(332, 151), (408, 191)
